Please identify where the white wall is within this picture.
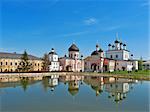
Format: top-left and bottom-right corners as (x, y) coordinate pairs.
(106, 50), (130, 60)
(49, 54), (59, 62)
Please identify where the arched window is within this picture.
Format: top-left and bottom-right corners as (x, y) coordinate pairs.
(110, 55), (113, 58)
(71, 54), (72, 58)
(116, 55), (118, 58)
(74, 54), (76, 58)
(6, 62), (7, 65)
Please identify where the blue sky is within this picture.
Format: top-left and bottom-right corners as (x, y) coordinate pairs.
(1, 0), (149, 59)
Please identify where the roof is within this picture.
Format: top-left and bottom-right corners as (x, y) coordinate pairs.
(49, 51), (57, 55)
(99, 48), (103, 52)
(0, 52), (41, 60)
(68, 44), (79, 52)
(143, 61), (150, 64)
(108, 44), (111, 46)
(91, 51), (99, 55)
(112, 45), (115, 48)
(114, 40), (120, 43)
(49, 48), (58, 55)
(68, 88), (79, 96)
(106, 49), (130, 52)
(120, 42), (123, 45)
(91, 49), (103, 56)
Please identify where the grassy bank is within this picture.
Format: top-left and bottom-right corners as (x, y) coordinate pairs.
(106, 70), (150, 80)
(0, 70), (149, 81)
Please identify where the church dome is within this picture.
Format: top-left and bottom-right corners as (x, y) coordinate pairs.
(108, 44), (111, 46)
(123, 44), (126, 46)
(114, 40), (120, 43)
(68, 44), (79, 52)
(49, 52), (57, 55)
(91, 51), (99, 55)
(49, 48), (57, 55)
(98, 48), (103, 52)
(68, 88), (79, 96)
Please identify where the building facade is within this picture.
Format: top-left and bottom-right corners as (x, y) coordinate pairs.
(48, 48), (60, 71)
(106, 38), (138, 71)
(143, 60), (150, 70)
(84, 44), (104, 72)
(59, 43), (84, 72)
(0, 52), (43, 72)
(84, 37), (138, 72)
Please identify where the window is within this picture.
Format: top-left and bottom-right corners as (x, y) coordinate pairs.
(115, 85), (118, 88)
(110, 55), (113, 58)
(38, 63), (39, 66)
(35, 63), (37, 66)
(6, 62), (7, 65)
(15, 62), (17, 65)
(0, 62), (2, 65)
(116, 55), (118, 58)
(10, 62), (12, 65)
(71, 54), (72, 58)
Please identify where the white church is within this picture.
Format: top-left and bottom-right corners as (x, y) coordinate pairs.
(106, 37), (138, 71)
(84, 34), (138, 72)
(48, 48), (60, 71)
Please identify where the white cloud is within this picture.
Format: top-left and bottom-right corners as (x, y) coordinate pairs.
(61, 31), (89, 37)
(52, 31), (89, 38)
(83, 18), (98, 25)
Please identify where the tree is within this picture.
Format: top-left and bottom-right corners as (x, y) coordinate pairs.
(138, 56), (143, 70)
(20, 77), (29, 92)
(18, 50), (31, 72)
(42, 53), (49, 71)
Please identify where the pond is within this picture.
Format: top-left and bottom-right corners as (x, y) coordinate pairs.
(0, 74), (149, 112)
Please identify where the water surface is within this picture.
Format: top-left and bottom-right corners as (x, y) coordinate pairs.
(0, 74), (149, 112)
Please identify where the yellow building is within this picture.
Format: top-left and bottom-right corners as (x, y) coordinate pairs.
(0, 52), (43, 72)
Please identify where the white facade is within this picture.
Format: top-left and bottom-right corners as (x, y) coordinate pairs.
(143, 61), (150, 70)
(49, 74), (59, 91)
(48, 48), (60, 71)
(106, 50), (130, 61)
(108, 60), (115, 72)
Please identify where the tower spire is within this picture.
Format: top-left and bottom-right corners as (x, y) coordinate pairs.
(116, 32), (119, 40)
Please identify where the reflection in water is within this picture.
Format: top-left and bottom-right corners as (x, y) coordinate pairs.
(0, 74), (139, 103)
(84, 76), (104, 96)
(49, 75), (59, 91)
(105, 82), (129, 103)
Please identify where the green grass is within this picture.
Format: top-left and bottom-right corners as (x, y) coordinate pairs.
(109, 70), (150, 75)
(107, 70), (150, 80)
